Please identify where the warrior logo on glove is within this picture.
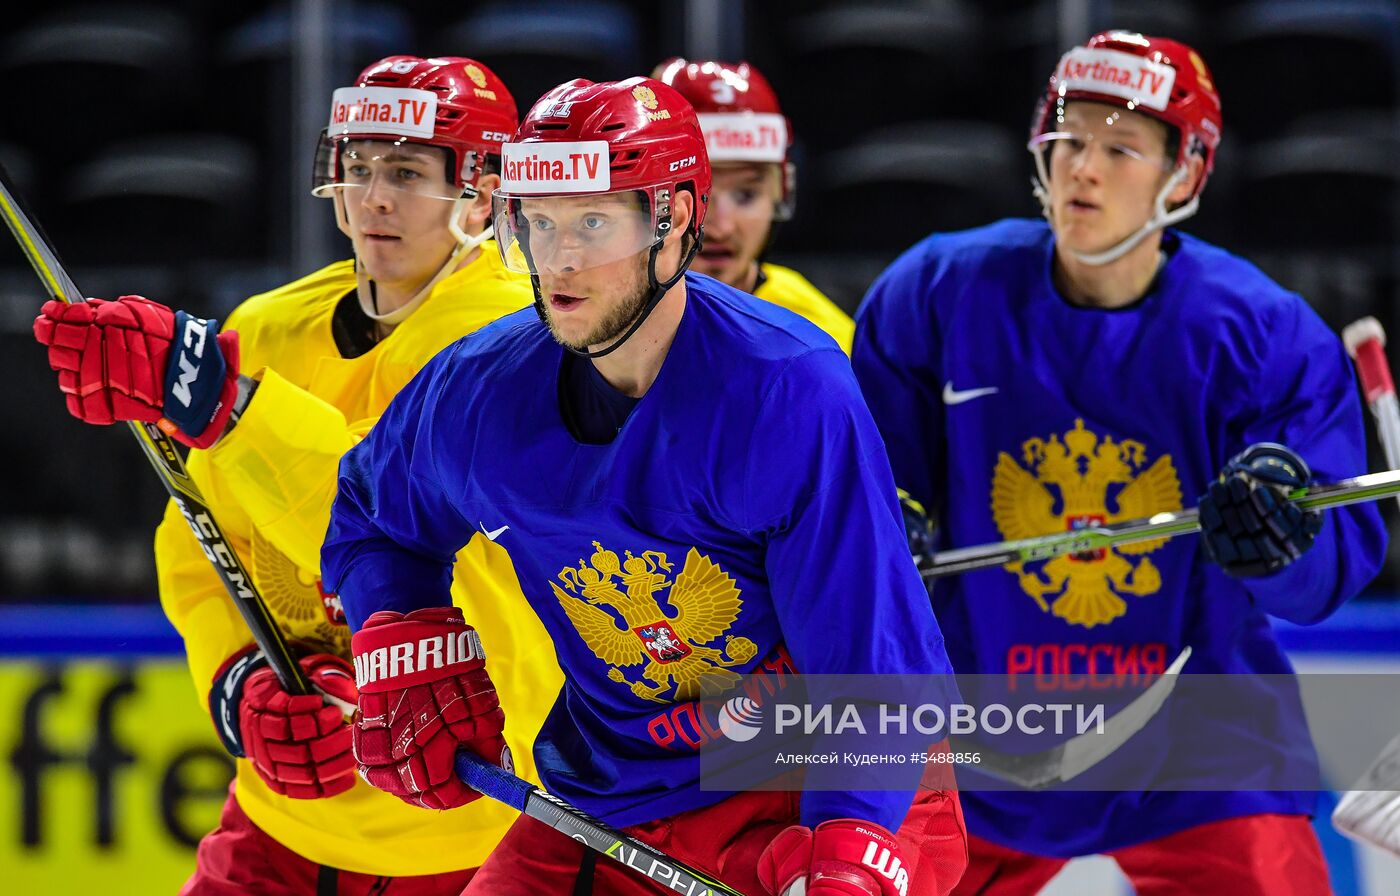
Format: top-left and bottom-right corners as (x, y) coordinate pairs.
(350, 607), (509, 810)
(353, 625), (485, 686)
(759, 819), (912, 896)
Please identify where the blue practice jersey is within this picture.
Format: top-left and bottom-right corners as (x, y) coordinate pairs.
(323, 273), (954, 830)
(853, 218), (1387, 856)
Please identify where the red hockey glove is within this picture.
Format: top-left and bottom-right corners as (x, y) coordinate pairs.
(759, 819), (912, 896)
(32, 295), (240, 448)
(350, 607), (508, 810)
(209, 647), (358, 799)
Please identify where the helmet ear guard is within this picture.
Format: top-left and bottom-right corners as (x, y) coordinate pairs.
(773, 160), (797, 222)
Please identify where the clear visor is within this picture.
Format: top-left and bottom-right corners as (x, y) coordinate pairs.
(710, 163), (789, 222)
(492, 190), (663, 276)
(311, 132), (463, 201)
(1029, 130), (1173, 173)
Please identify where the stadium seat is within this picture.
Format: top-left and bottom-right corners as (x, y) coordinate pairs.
(807, 121), (1028, 254)
(221, 3), (413, 67)
(983, 0), (1204, 133)
(1211, 0), (1400, 140)
(217, 3), (416, 263)
(439, 1), (643, 112)
(0, 6), (200, 167)
(772, 0), (984, 146)
(217, 2), (416, 152)
(60, 134), (261, 265)
(0, 317), (169, 597)
(1239, 120), (1400, 253)
(1099, 0), (1201, 45)
(1238, 111), (1400, 359)
(0, 144), (41, 218)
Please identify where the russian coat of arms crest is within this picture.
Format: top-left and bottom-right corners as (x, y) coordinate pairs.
(553, 541), (758, 703)
(990, 419), (1181, 627)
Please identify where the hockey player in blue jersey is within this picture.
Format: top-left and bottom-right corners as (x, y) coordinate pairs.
(321, 77), (969, 895)
(852, 31), (1387, 895)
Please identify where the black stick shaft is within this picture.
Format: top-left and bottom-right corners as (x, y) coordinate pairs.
(922, 469), (1400, 579)
(455, 752), (749, 895)
(0, 164), (308, 695)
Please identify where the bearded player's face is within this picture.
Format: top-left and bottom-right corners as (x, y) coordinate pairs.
(693, 163), (779, 290)
(523, 193), (659, 351)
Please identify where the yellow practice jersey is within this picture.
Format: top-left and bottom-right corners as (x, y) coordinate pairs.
(754, 262), (853, 353)
(154, 246), (564, 875)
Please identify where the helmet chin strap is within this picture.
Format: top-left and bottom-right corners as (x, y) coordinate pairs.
(1030, 148), (1199, 267)
(356, 193), (491, 326)
(518, 187), (704, 361)
(535, 230), (700, 360)
(572, 233), (699, 359)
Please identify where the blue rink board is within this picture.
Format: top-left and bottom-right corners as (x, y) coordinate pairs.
(0, 602), (184, 656)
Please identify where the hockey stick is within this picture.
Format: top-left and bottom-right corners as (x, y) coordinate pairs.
(1, 164), (746, 886)
(960, 645), (1191, 790)
(1331, 317), (1400, 857)
(456, 751), (750, 895)
(0, 162), (309, 696)
(1343, 317), (1400, 494)
(920, 469), (1400, 579)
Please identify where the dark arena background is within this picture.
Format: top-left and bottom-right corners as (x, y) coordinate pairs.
(1, 1), (1398, 892)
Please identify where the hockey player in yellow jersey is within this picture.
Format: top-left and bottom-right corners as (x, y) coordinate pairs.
(654, 57), (854, 352)
(32, 56), (560, 894)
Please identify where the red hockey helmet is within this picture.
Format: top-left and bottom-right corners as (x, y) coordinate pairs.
(1029, 31), (1224, 264)
(493, 76), (710, 276)
(1033, 31), (1221, 182)
(313, 55), (518, 197)
(653, 57), (795, 219)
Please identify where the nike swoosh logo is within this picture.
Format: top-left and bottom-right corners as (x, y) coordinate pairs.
(479, 522), (510, 542)
(943, 382), (999, 405)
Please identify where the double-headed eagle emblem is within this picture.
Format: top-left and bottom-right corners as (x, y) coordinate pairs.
(251, 530), (349, 654)
(991, 419), (1181, 628)
(632, 84), (659, 110)
(553, 542), (757, 704)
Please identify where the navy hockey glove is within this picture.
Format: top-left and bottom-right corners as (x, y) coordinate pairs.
(1197, 443), (1322, 578)
(897, 488), (937, 569)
